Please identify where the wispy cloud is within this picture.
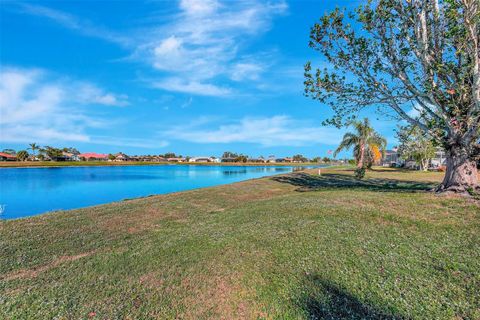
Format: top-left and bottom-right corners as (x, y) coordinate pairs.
(0, 67), (128, 144)
(12, 1), (288, 97)
(152, 78), (231, 96)
(140, 0), (287, 95)
(163, 115), (344, 147)
(17, 3), (131, 46)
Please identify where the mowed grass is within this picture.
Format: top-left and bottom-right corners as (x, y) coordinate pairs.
(0, 167), (479, 319)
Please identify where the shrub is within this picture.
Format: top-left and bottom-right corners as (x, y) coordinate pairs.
(354, 167), (366, 179)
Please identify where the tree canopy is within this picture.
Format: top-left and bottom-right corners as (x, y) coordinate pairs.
(305, 0), (479, 191)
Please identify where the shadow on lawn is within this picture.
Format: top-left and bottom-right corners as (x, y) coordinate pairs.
(300, 275), (404, 320)
(272, 172), (434, 193)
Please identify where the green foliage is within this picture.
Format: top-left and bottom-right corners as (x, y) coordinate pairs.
(397, 125), (437, 170)
(108, 154), (116, 161)
(334, 118), (386, 168)
(2, 149), (16, 155)
(292, 154), (308, 162)
(16, 150), (29, 161)
(304, 0), (480, 162)
(354, 167), (366, 179)
(43, 146), (63, 161)
(163, 152), (176, 158)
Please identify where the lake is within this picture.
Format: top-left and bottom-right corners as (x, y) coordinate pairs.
(0, 165), (309, 219)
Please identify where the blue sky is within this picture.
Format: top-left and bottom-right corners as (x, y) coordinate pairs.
(0, 0), (400, 158)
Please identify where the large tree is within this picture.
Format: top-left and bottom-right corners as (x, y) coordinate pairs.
(304, 0), (479, 192)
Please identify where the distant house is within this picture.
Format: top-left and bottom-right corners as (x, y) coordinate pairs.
(62, 152), (80, 161)
(189, 157), (217, 163)
(248, 157), (266, 163)
(221, 157), (237, 163)
(382, 150), (403, 167)
(114, 152), (130, 162)
(275, 157), (293, 163)
(430, 148), (446, 168)
(167, 157), (186, 163)
(0, 152), (17, 161)
(79, 153), (108, 161)
(267, 156), (276, 163)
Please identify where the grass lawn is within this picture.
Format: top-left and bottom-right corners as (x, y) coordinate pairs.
(1, 167), (479, 319)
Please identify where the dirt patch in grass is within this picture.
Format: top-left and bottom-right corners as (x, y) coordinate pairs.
(2, 251), (95, 281)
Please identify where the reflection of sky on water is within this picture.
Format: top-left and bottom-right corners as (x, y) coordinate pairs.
(0, 165), (315, 219)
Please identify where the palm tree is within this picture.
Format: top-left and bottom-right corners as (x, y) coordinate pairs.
(28, 143), (39, 160)
(334, 118), (387, 169)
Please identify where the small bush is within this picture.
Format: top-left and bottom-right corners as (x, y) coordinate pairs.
(354, 167), (366, 179)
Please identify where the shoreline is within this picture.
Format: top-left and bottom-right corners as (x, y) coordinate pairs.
(0, 161), (327, 169)
(1, 167), (477, 319)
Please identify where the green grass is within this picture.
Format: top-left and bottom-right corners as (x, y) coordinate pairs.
(1, 167), (479, 319)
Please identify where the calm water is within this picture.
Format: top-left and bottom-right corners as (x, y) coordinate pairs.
(0, 165), (305, 219)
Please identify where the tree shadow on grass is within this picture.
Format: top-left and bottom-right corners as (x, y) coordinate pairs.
(272, 172), (435, 193)
(300, 275), (404, 320)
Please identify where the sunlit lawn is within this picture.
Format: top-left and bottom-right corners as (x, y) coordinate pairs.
(1, 167), (478, 319)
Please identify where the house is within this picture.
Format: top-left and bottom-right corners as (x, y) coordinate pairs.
(167, 157), (186, 163)
(248, 157), (266, 163)
(267, 156), (276, 163)
(382, 149), (403, 167)
(189, 157), (218, 163)
(275, 157), (293, 163)
(430, 148), (446, 168)
(79, 153), (108, 161)
(62, 152), (80, 161)
(221, 157), (237, 163)
(0, 152), (17, 161)
(114, 152), (130, 162)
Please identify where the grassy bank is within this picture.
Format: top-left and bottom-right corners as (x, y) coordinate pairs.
(1, 168), (478, 319)
(0, 161), (321, 168)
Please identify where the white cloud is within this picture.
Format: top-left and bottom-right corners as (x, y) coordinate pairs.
(180, 0), (219, 17)
(17, 3), (131, 46)
(153, 78), (231, 96)
(230, 62), (264, 81)
(164, 115), (344, 147)
(142, 0), (287, 95)
(12, 1), (288, 97)
(75, 83), (129, 107)
(0, 67), (128, 144)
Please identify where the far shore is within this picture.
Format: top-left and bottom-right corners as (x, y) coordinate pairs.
(0, 160), (327, 168)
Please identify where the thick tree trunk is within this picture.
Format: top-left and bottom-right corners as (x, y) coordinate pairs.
(437, 152), (478, 193)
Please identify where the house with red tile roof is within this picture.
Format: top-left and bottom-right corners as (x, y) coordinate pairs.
(0, 152), (17, 161)
(79, 153), (108, 161)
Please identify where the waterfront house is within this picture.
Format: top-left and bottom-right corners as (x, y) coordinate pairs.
(79, 153), (108, 161)
(0, 152), (17, 161)
(189, 157), (219, 163)
(62, 152), (80, 161)
(114, 152), (130, 162)
(248, 157), (267, 163)
(167, 157), (186, 163)
(221, 157), (237, 163)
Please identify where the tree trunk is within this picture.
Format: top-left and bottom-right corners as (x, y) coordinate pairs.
(437, 151), (478, 193)
(358, 143), (365, 169)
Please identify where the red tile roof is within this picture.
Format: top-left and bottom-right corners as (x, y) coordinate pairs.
(0, 152), (17, 159)
(79, 153), (108, 159)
